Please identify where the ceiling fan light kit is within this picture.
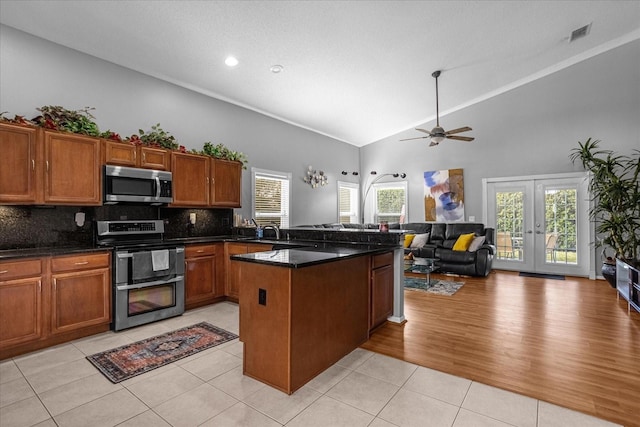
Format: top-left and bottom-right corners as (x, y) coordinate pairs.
(401, 70), (475, 147)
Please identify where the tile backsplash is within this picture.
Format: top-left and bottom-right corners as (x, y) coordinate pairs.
(0, 205), (233, 250)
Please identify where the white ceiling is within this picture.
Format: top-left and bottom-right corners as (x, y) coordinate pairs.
(1, 1), (639, 147)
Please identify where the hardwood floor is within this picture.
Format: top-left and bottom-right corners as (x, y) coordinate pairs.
(362, 270), (640, 427)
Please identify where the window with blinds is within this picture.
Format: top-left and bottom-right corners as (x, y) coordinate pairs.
(338, 181), (359, 223)
(373, 181), (407, 223)
(252, 168), (291, 227)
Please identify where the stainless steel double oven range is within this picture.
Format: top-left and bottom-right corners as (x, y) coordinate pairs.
(96, 220), (184, 331)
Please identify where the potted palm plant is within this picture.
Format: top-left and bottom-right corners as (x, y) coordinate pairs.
(570, 138), (640, 286)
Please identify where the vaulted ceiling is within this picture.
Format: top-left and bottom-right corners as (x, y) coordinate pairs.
(1, 1), (639, 146)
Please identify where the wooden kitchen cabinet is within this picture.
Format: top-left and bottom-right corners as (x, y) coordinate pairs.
(185, 243), (225, 309)
(370, 251), (394, 330)
(171, 152), (242, 208)
(237, 255), (370, 394)
(49, 253), (111, 336)
(43, 130), (102, 205)
(104, 140), (170, 171)
(0, 252), (112, 360)
(210, 158), (242, 207)
(0, 259), (45, 349)
(1, 126), (102, 206)
(224, 242), (273, 301)
(0, 123), (41, 204)
(171, 151), (210, 206)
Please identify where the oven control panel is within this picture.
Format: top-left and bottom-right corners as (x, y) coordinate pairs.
(97, 220), (165, 236)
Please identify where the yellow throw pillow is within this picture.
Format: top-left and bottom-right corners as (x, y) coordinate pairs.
(453, 233), (476, 251)
(404, 234), (415, 248)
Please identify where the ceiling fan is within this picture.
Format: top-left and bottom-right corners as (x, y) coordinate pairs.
(401, 70), (474, 146)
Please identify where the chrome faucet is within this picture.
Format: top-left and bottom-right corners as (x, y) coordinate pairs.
(263, 224), (280, 240)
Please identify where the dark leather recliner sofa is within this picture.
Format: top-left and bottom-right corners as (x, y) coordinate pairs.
(293, 222), (495, 277)
(397, 222), (495, 277)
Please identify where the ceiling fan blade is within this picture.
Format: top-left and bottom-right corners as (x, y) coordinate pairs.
(400, 136), (430, 141)
(445, 126), (472, 135)
(415, 128), (432, 135)
(447, 135), (475, 142)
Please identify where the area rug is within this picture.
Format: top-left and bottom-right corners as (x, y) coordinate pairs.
(519, 272), (565, 280)
(404, 277), (464, 296)
(86, 322), (238, 383)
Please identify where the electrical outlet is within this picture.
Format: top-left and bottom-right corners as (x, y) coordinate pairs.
(258, 288), (267, 305)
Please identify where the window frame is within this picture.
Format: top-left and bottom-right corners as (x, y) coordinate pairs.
(337, 181), (360, 224)
(372, 181), (408, 224)
(251, 167), (292, 227)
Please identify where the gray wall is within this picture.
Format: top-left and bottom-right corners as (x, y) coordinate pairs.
(1, 24), (639, 228)
(0, 24), (360, 226)
(361, 39), (640, 223)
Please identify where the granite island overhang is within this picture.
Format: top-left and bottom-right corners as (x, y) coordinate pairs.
(230, 243), (401, 394)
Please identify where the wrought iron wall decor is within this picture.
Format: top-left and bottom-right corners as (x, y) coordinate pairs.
(303, 165), (328, 188)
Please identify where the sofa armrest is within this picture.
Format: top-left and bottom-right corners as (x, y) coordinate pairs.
(478, 243), (496, 256)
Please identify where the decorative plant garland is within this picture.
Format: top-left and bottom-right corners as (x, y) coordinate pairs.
(0, 106), (247, 167)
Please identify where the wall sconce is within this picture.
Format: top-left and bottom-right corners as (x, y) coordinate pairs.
(341, 171), (359, 176)
(303, 165), (328, 188)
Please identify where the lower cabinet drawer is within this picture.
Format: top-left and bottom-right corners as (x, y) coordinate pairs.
(51, 253), (110, 273)
(0, 259), (42, 281)
(372, 252), (394, 269)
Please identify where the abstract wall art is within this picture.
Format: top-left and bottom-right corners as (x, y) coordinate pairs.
(423, 168), (465, 222)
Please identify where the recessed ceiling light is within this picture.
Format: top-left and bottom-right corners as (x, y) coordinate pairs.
(270, 64), (284, 73)
(225, 56), (239, 67)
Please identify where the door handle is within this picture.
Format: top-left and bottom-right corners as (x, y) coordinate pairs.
(116, 276), (184, 290)
(535, 231), (544, 234)
(155, 177), (161, 199)
(526, 230), (533, 234)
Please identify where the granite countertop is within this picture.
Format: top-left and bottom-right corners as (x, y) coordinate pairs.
(0, 236), (398, 261)
(231, 244), (396, 268)
(0, 245), (110, 260)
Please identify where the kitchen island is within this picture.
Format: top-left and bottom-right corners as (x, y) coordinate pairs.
(231, 246), (392, 394)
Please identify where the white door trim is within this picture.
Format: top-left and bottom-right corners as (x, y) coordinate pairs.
(482, 172), (595, 278)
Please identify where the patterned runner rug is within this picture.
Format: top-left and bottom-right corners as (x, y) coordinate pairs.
(86, 322), (238, 383)
(404, 277), (464, 296)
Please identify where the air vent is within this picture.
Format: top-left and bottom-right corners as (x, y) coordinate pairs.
(569, 23), (591, 42)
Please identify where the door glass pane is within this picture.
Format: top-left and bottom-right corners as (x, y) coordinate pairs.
(495, 191), (524, 261)
(544, 188), (578, 265)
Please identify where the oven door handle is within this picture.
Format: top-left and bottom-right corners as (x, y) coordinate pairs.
(116, 248), (183, 258)
(155, 176), (161, 199)
(116, 275), (184, 291)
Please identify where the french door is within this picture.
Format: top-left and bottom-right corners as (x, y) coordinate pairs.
(484, 173), (591, 277)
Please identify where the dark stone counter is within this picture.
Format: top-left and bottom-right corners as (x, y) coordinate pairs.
(0, 245), (110, 260)
(231, 244), (395, 268)
(0, 227), (402, 261)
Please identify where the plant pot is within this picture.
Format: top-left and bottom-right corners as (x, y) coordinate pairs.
(601, 262), (616, 288)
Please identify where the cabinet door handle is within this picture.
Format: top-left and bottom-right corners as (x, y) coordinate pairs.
(211, 178), (215, 185)
(0, 270), (8, 274)
(38, 280), (41, 292)
(32, 159), (35, 170)
(134, 150), (137, 161)
(196, 249), (204, 253)
(143, 153), (146, 163)
(46, 160), (49, 172)
(74, 261), (89, 265)
(53, 278), (57, 290)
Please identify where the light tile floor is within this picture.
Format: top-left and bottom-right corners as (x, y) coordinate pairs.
(0, 302), (621, 427)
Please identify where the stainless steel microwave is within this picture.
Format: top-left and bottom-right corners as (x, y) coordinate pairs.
(103, 165), (173, 205)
